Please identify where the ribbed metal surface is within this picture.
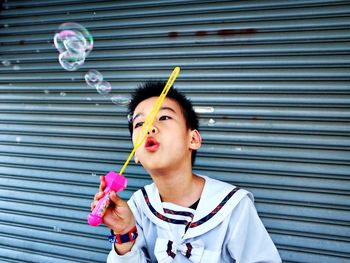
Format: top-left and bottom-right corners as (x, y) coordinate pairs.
(0, 0), (349, 262)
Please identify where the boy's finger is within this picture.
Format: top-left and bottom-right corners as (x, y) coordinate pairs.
(94, 191), (104, 201)
(90, 200), (98, 211)
(109, 191), (122, 205)
(99, 176), (106, 191)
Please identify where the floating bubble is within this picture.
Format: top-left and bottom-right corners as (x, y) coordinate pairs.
(12, 65), (20, 71)
(2, 60), (11, 67)
(15, 136), (21, 143)
(60, 92), (66, 96)
(54, 22), (93, 55)
(64, 33), (87, 55)
(95, 81), (112, 95)
(44, 90), (50, 94)
(208, 118), (216, 126)
(53, 226), (62, 232)
(85, 69), (103, 88)
(58, 51), (85, 71)
(111, 96), (131, 106)
(53, 22), (93, 71)
(127, 113), (133, 123)
(54, 22), (94, 53)
(53, 33), (68, 53)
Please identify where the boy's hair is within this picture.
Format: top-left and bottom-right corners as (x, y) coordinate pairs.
(127, 80), (199, 165)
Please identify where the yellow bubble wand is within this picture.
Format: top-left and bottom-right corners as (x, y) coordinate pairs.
(119, 66), (180, 175)
(88, 66), (181, 226)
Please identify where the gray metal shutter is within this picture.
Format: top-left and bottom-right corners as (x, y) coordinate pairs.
(0, 0), (349, 262)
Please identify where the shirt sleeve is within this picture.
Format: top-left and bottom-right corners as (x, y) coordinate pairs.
(106, 195), (150, 263)
(227, 195), (282, 263)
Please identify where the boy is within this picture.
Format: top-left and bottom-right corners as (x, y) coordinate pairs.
(91, 81), (281, 262)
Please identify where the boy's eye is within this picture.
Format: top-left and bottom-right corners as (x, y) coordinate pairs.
(159, 115), (171, 121)
(134, 121), (144, 129)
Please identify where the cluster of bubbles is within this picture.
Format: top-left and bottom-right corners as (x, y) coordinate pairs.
(84, 69), (131, 106)
(84, 69), (109, 94)
(53, 22), (93, 71)
(53, 22), (130, 106)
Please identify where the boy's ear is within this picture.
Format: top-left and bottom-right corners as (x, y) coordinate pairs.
(134, 155), (140, 164)
(189, 129), (202, 150)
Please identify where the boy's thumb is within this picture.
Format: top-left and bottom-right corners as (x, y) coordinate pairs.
(109, 191), (124, 206)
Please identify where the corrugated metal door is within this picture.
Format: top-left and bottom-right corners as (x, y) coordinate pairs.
(0, 0), (349, 262)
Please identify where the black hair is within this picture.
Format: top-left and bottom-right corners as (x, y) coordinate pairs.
(127, 80), (199, 165)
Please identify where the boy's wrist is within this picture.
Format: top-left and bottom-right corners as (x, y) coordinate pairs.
(112, 223), (136, 235)
(109, 225), (138, 244)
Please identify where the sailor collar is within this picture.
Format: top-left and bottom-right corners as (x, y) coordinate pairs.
(132, 175), (252, 239)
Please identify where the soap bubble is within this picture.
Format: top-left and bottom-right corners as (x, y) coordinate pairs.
(85, 69), (103, 87)
(58, 51), (85, 71)
(111, 96), (131, 106)
(12, 65), (20, 71)
(63, 32), (87, 55)
(53, 22), (93, 71)
(54, 30), (70, 53)
(95, 81), (112, 95)
(208, 118), (216, 126)
(2, 60), (11, 67)
(127, 113), (133, 123)
(54, 22), (93, 54)
(53, 226), (62, 232)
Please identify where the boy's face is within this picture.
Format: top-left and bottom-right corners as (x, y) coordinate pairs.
(131, 96), (201, 173)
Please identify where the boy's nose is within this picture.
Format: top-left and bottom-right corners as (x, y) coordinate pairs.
(147, 127), (158, 134)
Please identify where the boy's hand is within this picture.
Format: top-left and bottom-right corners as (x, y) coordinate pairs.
(91, 176), (135, 234)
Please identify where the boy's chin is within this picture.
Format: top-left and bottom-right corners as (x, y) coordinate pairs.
(142, 160), (170, 173)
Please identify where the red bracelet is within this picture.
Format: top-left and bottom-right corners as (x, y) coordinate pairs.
(108, 226), (138, 244)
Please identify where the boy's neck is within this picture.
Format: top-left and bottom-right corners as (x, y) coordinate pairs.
(150, 168), (205, 208)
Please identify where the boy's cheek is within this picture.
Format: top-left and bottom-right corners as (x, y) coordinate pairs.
(131, 133), (138, 145)
(134, 148), (144, 162)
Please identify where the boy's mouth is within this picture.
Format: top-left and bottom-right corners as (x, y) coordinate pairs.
(145, 137), (160, 152)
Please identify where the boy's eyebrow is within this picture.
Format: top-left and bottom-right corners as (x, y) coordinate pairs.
(132, 106), (176, 122)
(159, 106), (176, 114)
